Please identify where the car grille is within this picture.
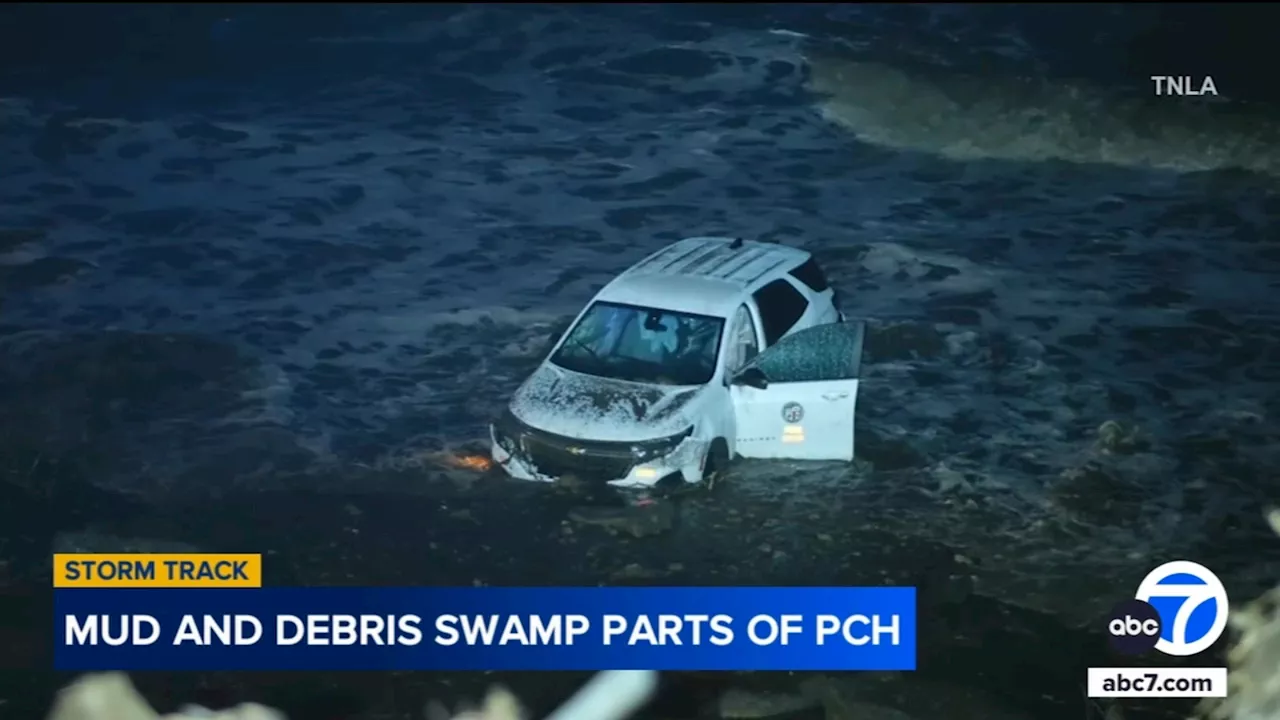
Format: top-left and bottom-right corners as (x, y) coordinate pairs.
(519, 430), (636, 482)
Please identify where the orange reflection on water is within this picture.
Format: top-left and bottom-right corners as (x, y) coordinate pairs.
(443, 454), (493, 472)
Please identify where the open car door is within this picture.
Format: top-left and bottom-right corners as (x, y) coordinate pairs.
(729, 321), (865, 461)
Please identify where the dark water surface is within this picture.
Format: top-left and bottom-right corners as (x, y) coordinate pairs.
(2, 5), (1279, 720)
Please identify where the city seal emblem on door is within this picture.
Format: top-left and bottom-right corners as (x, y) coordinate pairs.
(781, 402), (804, 423)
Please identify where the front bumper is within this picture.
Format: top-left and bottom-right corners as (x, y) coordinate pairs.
(489, 420), (703, 489)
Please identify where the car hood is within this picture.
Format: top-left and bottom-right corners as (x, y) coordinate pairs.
(510, 363), (705, 442)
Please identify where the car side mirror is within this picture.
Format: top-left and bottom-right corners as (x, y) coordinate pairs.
(732, 367), (769, 389)
(539, 321), (571, 357)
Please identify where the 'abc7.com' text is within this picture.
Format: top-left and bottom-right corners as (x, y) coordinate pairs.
(68, 612), (903, 647)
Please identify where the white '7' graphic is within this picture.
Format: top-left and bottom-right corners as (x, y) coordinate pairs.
(1135, 560), (1229, 657)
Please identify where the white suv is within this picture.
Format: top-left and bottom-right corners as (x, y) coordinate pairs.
(490, 236), (865, 489)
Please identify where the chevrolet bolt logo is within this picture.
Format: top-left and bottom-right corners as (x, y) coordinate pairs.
(566, 446), (587, 456)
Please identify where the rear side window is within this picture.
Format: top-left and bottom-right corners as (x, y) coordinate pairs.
(789, 258), (830, 293)
(752, 279), (810, 345)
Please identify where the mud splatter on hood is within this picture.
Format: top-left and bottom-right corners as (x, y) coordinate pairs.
(509, 363), (704, 442)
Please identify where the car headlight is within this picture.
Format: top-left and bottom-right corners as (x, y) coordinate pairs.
(630, 427), (694, 462)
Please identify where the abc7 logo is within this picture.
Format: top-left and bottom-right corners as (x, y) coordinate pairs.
(1107, 599), (1163, 655)
(1108, 560), (1231, 656)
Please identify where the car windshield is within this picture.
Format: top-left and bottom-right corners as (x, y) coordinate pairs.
(550, 301), (724, 386)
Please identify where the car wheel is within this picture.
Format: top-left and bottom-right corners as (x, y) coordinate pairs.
(703, 438), (730, 489)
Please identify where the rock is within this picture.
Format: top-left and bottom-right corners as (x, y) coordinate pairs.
(430, 686), (525, 720)
(48, 674), (155, 720)
(931, 462), (970, 494)
(46, 673), (284, 720)
(1095, 420), (1145, 455)
(1200, 509), (1280, 720)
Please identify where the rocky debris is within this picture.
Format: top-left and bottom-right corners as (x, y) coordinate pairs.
(1201, 509), (1280, 720)
(1094, 420), (1147, 455)
(1047, 419), (1174, 527)
(428, 671), (654, 720)
(45, 672), (657, 720)
(427, 686), (526, 720)
(46, 674), (283, 720)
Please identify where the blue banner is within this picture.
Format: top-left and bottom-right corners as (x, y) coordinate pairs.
(55, 587), (916, 671)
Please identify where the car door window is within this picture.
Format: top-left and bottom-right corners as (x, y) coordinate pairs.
(752, 279), (810, 346)
(743, 323), (865, 384)
(724, 304), (759, 374)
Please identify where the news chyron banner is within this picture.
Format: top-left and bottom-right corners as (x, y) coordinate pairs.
(53, 553), (917, 671)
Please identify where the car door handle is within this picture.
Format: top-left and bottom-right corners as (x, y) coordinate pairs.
(821, 392), (849, 401)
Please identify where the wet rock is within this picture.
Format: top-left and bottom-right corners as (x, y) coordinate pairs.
(1200, 509), (1280, 720)
(48, 674), (156, 720)
(945, 330), (981, 357)
(567, 501), (675, 538)
(1094, 420), (1146, 455)
(48, 673), (285, 720)
(426, 684), (525, 720)
(931, 462), (971, 494)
